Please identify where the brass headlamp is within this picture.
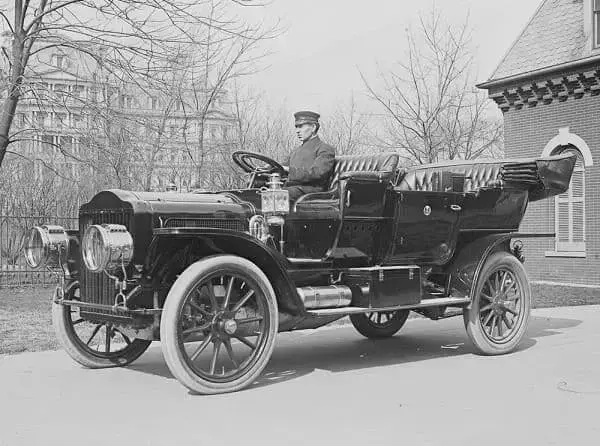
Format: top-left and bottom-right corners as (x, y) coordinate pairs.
(24, 225), (69, 269)
(81, 224), (134, 273)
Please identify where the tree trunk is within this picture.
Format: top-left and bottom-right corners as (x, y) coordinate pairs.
(0, 25), (26, 169)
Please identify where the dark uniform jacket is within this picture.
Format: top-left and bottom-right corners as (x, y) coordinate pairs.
(284, 136), (336, 197)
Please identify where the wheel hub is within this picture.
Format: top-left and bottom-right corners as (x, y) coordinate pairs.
(221, 319), (237, 335)
(491, 293), (506, 315)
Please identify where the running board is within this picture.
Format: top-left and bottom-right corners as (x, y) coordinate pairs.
(306, 296), (471, 317)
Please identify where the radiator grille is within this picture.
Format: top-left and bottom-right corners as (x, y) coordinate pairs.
(78, 211), (247, 315)
(164, 218), (248, 231)
(79, 209), (133, 312)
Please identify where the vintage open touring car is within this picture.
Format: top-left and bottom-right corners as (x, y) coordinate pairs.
(24, 150), (576, 394)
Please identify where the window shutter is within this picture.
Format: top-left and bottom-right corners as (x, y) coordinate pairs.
(572, 201), (584, 242)
(571, 160), (585, 246)
(596, 0), (600, 47)
(555, 147), (585, 252)
(571, 168), (584, 198)
(557, 202), (569, 243)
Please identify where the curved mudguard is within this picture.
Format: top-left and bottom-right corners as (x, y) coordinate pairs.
(148, 228), (305, 316)
(446, 233), (522, 303)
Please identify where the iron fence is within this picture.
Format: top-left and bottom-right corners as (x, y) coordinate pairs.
(0, 211), (77, 288)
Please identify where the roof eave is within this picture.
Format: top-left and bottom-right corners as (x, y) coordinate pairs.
(477, 53), (600, 90)
(485, 0), (550, 84)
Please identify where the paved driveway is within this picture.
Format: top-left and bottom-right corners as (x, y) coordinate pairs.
(1, 306), (599, 446)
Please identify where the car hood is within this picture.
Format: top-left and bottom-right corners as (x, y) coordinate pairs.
(80, 189), (254, 218)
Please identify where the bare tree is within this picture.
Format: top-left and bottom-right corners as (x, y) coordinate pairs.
(228, 87), (378, 176)
(361, 7), (503, 165)
(78, 70), (138, 191)
(230, 86), (296, 158)
(321, 94), (374, 156)
(0, 0), (275, 173)
(217, 86), (286, 188)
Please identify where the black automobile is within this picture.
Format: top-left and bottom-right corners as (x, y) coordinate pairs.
(24, 150), (576, 394)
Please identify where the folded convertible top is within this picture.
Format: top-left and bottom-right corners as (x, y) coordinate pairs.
(500, 153), (576, 201)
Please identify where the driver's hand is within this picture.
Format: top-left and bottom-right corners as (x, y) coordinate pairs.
(282, 165), (289, 173)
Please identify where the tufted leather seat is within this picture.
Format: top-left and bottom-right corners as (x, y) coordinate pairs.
(293, 152), (399, 214)
(397, 159), (503, 192)
(327, 153), (399, 191)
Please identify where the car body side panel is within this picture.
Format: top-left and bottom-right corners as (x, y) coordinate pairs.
(458, 189), (528, 231)
(382, 187), (529, 266)
(332, 179), (392, 263)
(385, 190), (461, 265)
(285, 216), (340, 259)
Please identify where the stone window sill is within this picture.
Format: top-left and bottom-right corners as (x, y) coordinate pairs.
(544, 251), (586, 258)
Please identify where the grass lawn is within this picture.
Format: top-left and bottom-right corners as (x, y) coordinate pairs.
(1, 283), (600, 356)
(0, 286), (58, 355)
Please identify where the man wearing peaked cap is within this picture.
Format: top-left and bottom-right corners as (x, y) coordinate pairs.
(293, 110), (320, 126)
(283, 110), (336, 203)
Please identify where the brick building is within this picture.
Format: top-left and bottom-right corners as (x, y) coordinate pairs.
(478, 0), (600, 285)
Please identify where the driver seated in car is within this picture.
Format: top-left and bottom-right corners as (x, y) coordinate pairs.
(282, 111), (336, 203)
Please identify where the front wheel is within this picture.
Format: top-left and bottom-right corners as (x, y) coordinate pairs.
(350, 310), (410, 339)
(463, 251), (531, 355)
(160, 255), (279, 394)
(53, 283), (151, 368)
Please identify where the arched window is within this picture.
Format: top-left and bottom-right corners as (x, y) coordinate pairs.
(554, 145), (585, 254)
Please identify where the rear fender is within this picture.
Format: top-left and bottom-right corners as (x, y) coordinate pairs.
(146, 228), (304, 315)
(445, 234), (514, 302)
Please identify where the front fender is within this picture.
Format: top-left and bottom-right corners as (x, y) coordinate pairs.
(65, 230), (81, 280)
(146, 228), (304, 315)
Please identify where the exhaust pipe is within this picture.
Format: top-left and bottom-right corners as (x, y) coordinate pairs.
(297, 285), (353, 309)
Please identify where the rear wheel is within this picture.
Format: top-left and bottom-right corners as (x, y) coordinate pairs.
(53, 283), (151, 368)
(463, 251), (531, 355)
(160, 255), (278, 394)
(350, 310), (410, 339)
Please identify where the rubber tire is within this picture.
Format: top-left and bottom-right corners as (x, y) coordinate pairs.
(350, 310), (410, 339)
(53, 301), (151, 368)
(463, 251), (531, 355)
(160, 255), (279, 394)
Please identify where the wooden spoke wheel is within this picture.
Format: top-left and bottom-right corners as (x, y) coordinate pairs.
(160, 255), (278, 394)
(53, 282), (151, 368)
(464, 252), (531, 355)
(350, 310), (410, 339)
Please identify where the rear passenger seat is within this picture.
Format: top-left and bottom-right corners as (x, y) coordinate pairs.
(396, 159), (504, 193)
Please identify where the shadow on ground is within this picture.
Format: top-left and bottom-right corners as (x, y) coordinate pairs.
(127, 314), (582, 391)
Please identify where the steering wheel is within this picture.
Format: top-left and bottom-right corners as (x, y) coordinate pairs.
(232, 151), (285, 175)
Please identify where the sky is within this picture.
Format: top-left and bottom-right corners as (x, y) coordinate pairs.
(241, 0), (543, 116)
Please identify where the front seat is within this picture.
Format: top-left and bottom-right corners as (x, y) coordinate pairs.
(293, 152), (399, 216)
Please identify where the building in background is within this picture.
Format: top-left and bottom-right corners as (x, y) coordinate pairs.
(479, 0), (600, 286)
(3, 44), (237, 193)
